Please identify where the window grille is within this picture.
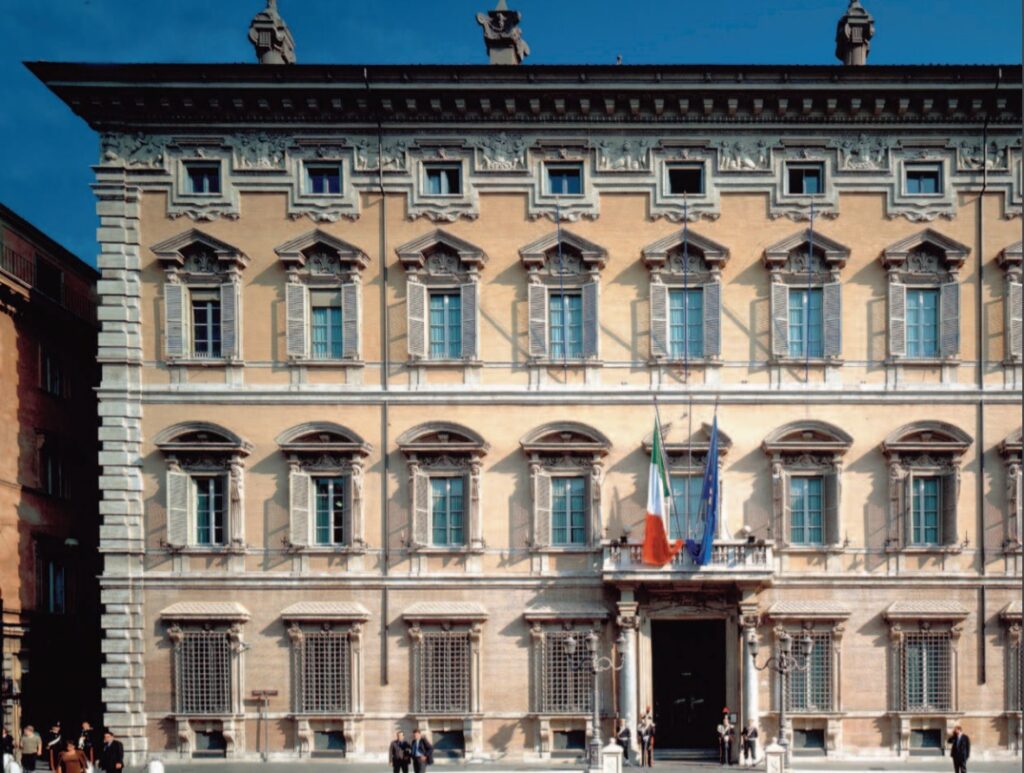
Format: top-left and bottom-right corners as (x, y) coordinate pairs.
(419, 631), (470, 713)
(299, 630), (351, 714)
(786, 631), (832, 712)
(541, 631), (593, 713)
(900, 632), (951, 711)
(177, 630), (231, 714)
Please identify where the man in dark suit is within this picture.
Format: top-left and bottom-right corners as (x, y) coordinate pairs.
(948, 724), (970, 773)
(389, 730), (412, 773)
(97, 729), (123, 773)
(409, 729), (433, 773)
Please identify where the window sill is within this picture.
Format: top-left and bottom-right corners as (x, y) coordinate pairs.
(290, 358), (364, 368)
(170, 544), (247, 556)
(772, 357), (843, 366)
(651, 357), (721, 366)
(782, 711), (845, 718)
(889, 357), (960, 366)
(289, 712), (361, 720)
(530, 358), (602, 368)
(530, 545), (599, 555)
(167, 358), (237, 368)
(887, 710), (961, 718)
(408, 359), (482, 368)
(885, 545), (963, 555)
(410, 545), (485, 555)
(777, 545), (845, 555)
(289, 544), (368, 555)
(1002, 541), (1022, 554)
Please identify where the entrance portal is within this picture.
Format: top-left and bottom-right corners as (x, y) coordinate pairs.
(651, 619), (727, 757)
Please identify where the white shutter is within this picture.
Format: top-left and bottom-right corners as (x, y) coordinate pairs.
(412, 469), (431, 546)
(1008, 281), (1023, 359)
(823, 281), (842, 358)
(164, 282), (187, 359)
(289, 470), (311, 547)
(166, 470), (190, 548)
(649, 282), (668, 358)
(406, 279), (427, 359)
(341, 282), (360, 360)
(528, 282), (548, 358)
(888, 282), (907, 357)
(220, 281), (239, 359)
(703, 281), (722, 358)
(460, 281), (479, 360)
(286, 282), (308, 359)
(582, 279), (600, 359)
(770, 282), (790, 357)
(939, 281), (960, 358)
(533, 469), (552, 547)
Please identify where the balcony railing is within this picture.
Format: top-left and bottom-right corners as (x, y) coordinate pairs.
(1, 244), (95, 323)
(603, 540), (774, 579)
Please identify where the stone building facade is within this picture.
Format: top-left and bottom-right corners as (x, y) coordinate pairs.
(30, 2), (1023, 764)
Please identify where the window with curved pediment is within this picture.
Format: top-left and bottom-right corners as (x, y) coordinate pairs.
(278, 423), (371, 550)
(882, 422), (972, 549)
(762, 421), (852, 549)
(399, 423), (489, 551)
(521, 423), (610, 549)
(155, 423), (253, 550)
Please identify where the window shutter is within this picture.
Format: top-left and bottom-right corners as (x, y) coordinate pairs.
(649, 282), (669, 358)
(406, 279), (427, 359)
(166, 470), (190, 548)
(703, 280), (722, 358)
(888, 282), (907, 357)
(289, 470), (311, 548)
(528, 282), (548, 358)
(779, 471), (790, 545)
(823, 281), (842, 358)
(412, 469), (431, 547)
(823, 468), (840, 546)
(286, 282), (308, 359)
(341, 282), (360, 360)
(941, 470), (959, 546)
(343, 473), (354, 547)
(1007, 281), (1022, 359)
(533, 469), (552, 547)
(939, 281), (960, 358)
(164, 282), (187, 359)
(582, 279), (600, 359)
(902, 472), (914, 545)
(770, 282), (790, 357)
(220, 281), (239, 359)
(460, 281), (479, 360)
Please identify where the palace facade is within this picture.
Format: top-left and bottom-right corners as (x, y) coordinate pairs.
(30, 1), (1022, 764)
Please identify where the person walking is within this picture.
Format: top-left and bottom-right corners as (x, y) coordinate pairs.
(56, 740), (88, 773)
(637, 708), (655, 768)
(409, 729), (432, 773)
(21, 725), (42, 772)
(44, 723), (62, 771)
(77, 722), (95, 764)
(97, 730), (123, 773)
(948, 724), (970, 773)
(740, 722), (758, 766)
(389, 730), (412, 773)
(716, 710), (734, 766)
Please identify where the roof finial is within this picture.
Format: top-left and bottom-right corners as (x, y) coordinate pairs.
(476, 1), (530, 65)
(835, 0), (874, 66)
(248, 0), (296, 65)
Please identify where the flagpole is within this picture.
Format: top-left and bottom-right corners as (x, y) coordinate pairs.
(652, 396), (684, 543)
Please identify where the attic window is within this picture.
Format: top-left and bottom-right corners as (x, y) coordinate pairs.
(425, 164), (462, 196)
(546, 164), (583, 196)
(905, 165), (942, 196)
(185, 162), (221, 195)
(787, 163), (824, 196)
(668, 165), (704, 195)
(306, 163), (342, 195)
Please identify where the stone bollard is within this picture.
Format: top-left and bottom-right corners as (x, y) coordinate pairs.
(600, 742), (622, 773)
(764, 739), (785, 773)
(146, 759), (165, 773)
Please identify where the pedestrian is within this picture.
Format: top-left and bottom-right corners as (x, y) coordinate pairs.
(615, 718), (632, 765)
(637, 708), (655, 767)
(77, 723), (95, 764)
(389, 730), (411, 773)
(409, 729), (432, 773)
(57, 740), (88, 773)
(716, 709), (734, 766)
(2, 727), (15, 757)
(740, 721), (758, 766)
(97, 729), (123, 773)
(44, 723), (62, 771)
(948, 724), (970, 773)
(21, 725), (42, 772)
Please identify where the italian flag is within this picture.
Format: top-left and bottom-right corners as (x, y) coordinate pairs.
(642, 416), (683, 566)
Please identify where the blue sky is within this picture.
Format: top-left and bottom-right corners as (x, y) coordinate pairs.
(2, 0), (1018, 265)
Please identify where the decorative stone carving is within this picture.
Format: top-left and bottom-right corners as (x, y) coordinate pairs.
(476, 1), (530, 65)
(248, 0), (296, 65)
(234, 133), (288, 169)
(835, 0), (875, 66)
(717, 139), (770, 171)
(101, 132), (166, 167)
(596, 137), (655, 171)
(353, 137), (408, 172)
(477, 132), (528, 170)
(836, 133), (888, 170)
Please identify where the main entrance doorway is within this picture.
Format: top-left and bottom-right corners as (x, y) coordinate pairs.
(651, 619), (727, 757)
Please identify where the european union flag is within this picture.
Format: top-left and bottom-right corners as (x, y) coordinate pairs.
(685, 415), (718, 566)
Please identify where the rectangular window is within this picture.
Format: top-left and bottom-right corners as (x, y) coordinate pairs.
(39, 347), (65, 396)
(905, 165), (942, 195)
(177, 630), (232, 714)
(788, 287), (824, 357)
(310, 291), (343, 360)
(668, 288), (703, 358)
(787, 631), (833, 711)
(39, 446), (68, 498)
(299, 629), (351, 713)
(428, 292), (462, 359)
(906, 288), (939, 358)
(425, 164), (462, 195)
(549, 292), (583, 360)
(902, 632), (951, 711)
(790, 476), (824, 545)
(191, 293), (222, 358)
(911, 476), (941, 546)
(669, 475), (703, 541)
(541, 630), (593, 713)
(420, 630), (470, 713)
(667, 165), (704, 196)
(34, 256), (64, 302)
(40, 557), (66, 615)
(430, 477), (465, 546)
(313, 476), (346, 545)
(185, 162), (221, 195)
(787, 163), (824, 195)
(546, 164), (583, 195)
(195, 475), (226, 546)
(306, 164), (342, 195)
(552, 476), (587, 546)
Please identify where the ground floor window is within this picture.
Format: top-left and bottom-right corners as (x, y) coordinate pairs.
(786, 631), (833, 712)
(298, 629), (352, 714)
(419, 631), (470, 713)
(900, 632), (951, 711)
(540, 630), (593, 713)
(176, 629), (232, 714)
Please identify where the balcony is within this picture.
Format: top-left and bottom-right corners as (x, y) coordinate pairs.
(1, 244), (95, 323)
(602, 540), (775, 585)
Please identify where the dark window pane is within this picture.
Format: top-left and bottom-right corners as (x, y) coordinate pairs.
(668, 166), (704, 195)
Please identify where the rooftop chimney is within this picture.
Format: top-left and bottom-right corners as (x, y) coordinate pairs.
(476, 1), (530, 65)
(835, 0), (874, 66)
(248, 0), (296, 64)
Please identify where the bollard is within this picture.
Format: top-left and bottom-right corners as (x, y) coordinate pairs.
(600, 742), (622, 773)
(146, 759), (165, 773)
(764, 739), (785, 773)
